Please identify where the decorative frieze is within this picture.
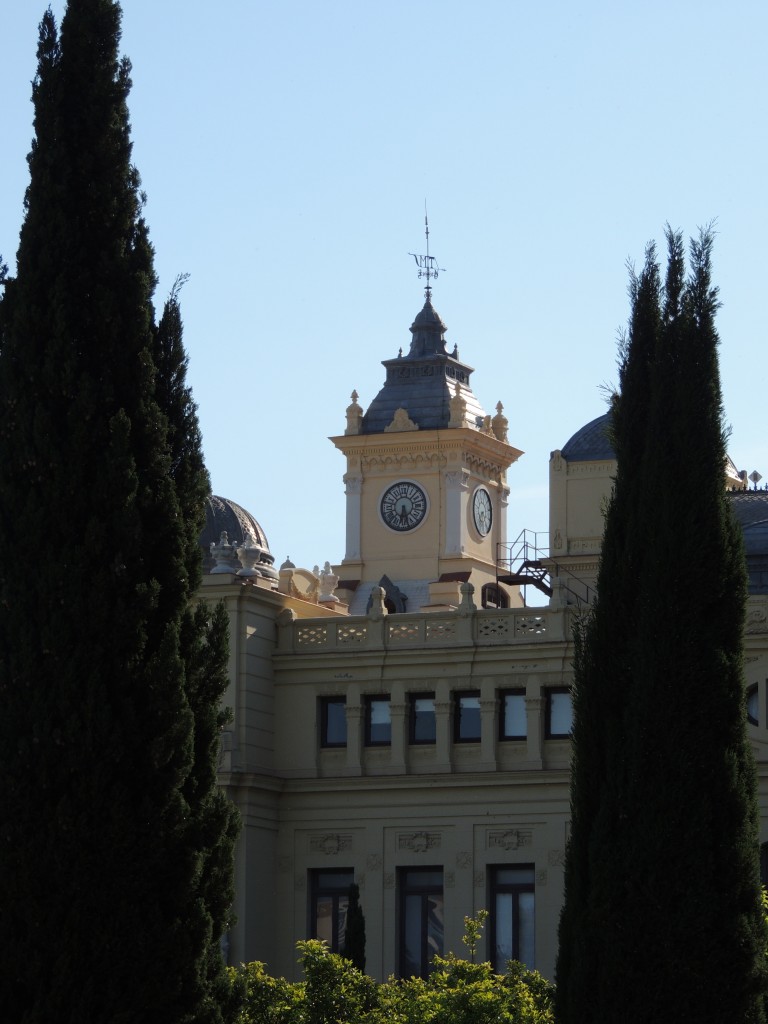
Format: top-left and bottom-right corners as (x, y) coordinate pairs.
(488, 829), (532, 851)
(309, 834), (353, 856)
(398, 831), (441, 853)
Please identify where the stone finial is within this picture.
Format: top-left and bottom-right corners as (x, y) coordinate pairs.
(492, 401), (509, 442)
(345, 390), (363, 435)
(368, 585), (388, 620)
(448, 382), (467, 428)
(458, 581), (476, 616)
(384, 407), (418, 432)
(236, 528), (263, 577)
(280, 555), (295, 569)
(210, 531), (238, 574)
(318, 561), (339, 604)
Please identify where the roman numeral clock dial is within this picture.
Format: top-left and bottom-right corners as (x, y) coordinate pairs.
(380, 481), (428, 532)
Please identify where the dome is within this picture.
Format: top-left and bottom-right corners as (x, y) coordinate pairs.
(727, 492), (768, 595)
(200, 495), (278, 579)
(561, 412), (615, 461)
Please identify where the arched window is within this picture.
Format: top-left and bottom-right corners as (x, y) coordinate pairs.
(482, 583), (509, 609)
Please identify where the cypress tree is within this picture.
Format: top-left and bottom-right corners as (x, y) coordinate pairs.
(341, 883), (366, 973)
(0, 3), (237, 1021)
(556, 229), (767, 1022)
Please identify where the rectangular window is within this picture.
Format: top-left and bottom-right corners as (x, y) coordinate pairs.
(500, 689), (527, 739)
(490, 865), (535, 971)
(454, 691), (481, 742)
(310, 869), (353, 952)
(365, 696), (392, 745)
(320, 697), (347, 747)
(747, 683), (759, 726)
(409, 693), (436, 744)
(399, 867), (443, 978)
(545, 688), (573, 738)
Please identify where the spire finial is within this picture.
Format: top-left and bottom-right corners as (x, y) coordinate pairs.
(409, 201), (445, 301)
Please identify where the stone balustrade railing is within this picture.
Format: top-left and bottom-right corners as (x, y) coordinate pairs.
(276, 605), (571, 654)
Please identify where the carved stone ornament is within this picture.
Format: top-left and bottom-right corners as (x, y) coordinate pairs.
(399, 831), (440, 853)
(488, 829), (532, 851)
(209, 530), (238, 574)
(448, 383), (468, 428)
(345, 390), (363, 435)
(746, 604), (768, 633)
(367, 854), (383, 871)
(309, 834), (353, 856)
(318, 561), (339, 604)
(383, 873), (395, 890)
(456, 852), (472, 869)
(551, 450), (563, 472)
(492, 401), (509, 442)
(548, 849), (566, 867)
(385, 407), (419, 432)
(236, 527), (263, 577)
(553, 528), (563, 551)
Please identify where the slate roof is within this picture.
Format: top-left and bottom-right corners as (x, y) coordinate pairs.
(561, 412), (614, 461)
(361, 296), (487, 434)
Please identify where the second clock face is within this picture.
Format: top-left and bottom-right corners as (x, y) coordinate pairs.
(380, 481), (428, 532)
(473, 487), (493, 536)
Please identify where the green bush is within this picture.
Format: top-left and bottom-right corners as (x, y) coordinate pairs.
(229, 915), (554, 1024)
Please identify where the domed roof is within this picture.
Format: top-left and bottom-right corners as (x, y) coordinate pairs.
(561, 412), (615, 461)
(200, 495), (277, 578)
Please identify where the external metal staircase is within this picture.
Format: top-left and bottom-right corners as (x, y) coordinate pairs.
(496, 530), (594, 606)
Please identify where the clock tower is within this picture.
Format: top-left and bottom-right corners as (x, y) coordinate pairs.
(331, 282), (523, 614)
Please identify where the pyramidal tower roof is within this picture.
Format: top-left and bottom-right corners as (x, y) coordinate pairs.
(360, 294), (488, 433)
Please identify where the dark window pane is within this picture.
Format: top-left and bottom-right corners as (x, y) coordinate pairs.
(399, 868), (443, 978)
(455, 692), (481, 741)
(546, 689), (572, 738)
(321, 698), (347, 747)
(366, 697), (391, 745)
(501, 691), (526, 739)
(747, 684), (759, 726)
(310, 869), (353, 953)
(410, 695), (436, 743)
(490, 864), (535, 971)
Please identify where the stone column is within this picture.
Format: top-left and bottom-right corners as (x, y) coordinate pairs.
(444, 469), (470, 556)
(344, 474), (362, 561)
(525, 692), (544, 769)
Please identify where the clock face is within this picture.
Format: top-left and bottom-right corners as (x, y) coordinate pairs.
(472, 487), (493, 536)
(380, 481), (428, 532)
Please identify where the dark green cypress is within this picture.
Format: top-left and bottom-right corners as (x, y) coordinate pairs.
(341, 883), (366, 973)
(556, 229), (767, 1022)
(0, 3), (236, 1021)
(154, 285), (241, 1022)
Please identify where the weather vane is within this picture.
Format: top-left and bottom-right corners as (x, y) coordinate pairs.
(409, 203), (445, 300)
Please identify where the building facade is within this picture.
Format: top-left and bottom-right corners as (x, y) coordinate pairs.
(205, 293), (768, 982)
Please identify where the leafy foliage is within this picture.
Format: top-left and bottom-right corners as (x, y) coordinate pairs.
(229, 923), (554, 1024)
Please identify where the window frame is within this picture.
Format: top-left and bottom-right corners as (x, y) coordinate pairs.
(545, 687), (573, 739)
(309, 868), (354, 953)
(499, 688), (527, 740)
(481, 583), (509, 609)
(409, 692), (436, 745)
(489, 864), (536, 972)
(453, 690), (482, 743)
(398, 866), (444, 978)
(747, 682), (759, 727)
(365, 695), (392, 746)
(319, 696), (347, 748)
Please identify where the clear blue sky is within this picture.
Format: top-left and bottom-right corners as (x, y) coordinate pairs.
(2, 1), (766, 576)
